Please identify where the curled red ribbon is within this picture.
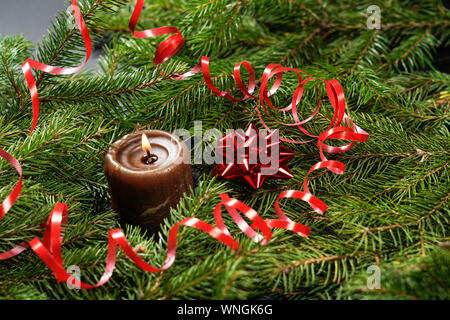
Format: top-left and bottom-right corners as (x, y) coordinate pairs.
(0, 0), (369, 288)
(24, 0), (365, 147)
(27, 193), (311, 289)
(0, 149), (28, 260)
(22, 0), (91, 135)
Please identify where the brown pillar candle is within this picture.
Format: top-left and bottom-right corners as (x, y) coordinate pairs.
(103, 130), (193, 236)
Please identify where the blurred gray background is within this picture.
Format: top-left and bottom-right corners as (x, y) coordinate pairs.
(0, 0), (99, 68)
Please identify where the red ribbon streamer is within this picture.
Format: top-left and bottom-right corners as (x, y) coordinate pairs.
(27, 193), (311, 289)
(24, 0), (365, 146)
(0, 149), (28, 260)
(0, 0), (369, 287)
(22, 0), (91, 135)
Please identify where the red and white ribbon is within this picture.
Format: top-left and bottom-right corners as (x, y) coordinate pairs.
(0, 149), (28, 260)
(27, 193), (312, 288)
(22, 0), (91, 135)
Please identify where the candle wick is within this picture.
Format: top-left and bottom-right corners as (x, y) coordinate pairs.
(143, 152), (158, 165)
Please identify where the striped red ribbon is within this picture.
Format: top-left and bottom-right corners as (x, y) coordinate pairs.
(0, 149), (28, 260)
(0, 0), (368, 288)
(3, 183), (313, 288)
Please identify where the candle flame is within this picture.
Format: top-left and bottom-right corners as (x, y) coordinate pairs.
(141, 133), (151, 153)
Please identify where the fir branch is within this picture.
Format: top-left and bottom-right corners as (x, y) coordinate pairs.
(1, 0), (449, 300)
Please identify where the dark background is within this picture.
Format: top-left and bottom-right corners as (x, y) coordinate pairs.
(0, 0), (66, 43)
(0, 0), (99, 69)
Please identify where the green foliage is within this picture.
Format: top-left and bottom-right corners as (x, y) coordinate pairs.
(0, 0), (449, 299)
(339, 247), (450, 299)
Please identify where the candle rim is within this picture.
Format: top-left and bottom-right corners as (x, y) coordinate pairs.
(105, 130), (189, 175)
